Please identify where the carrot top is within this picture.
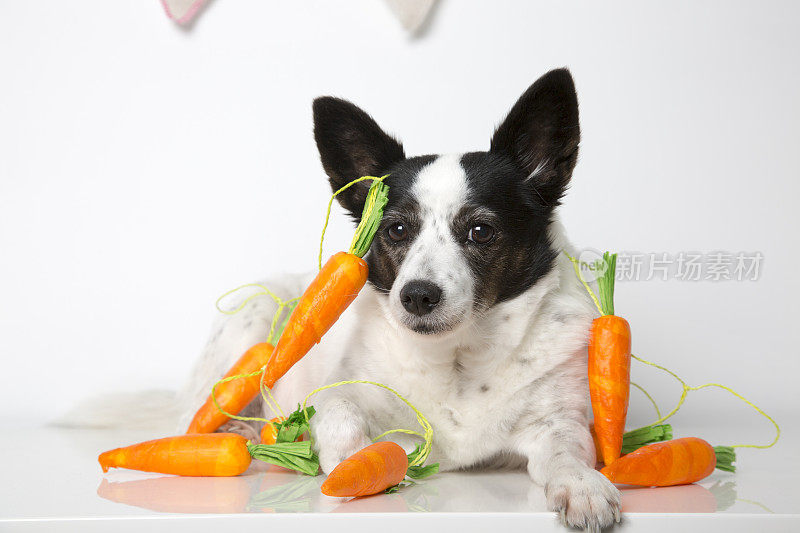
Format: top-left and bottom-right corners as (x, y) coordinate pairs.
(621, 424), (673, 455)
(405, 443), (439, 479)
(713, 445), (736, 473)
(349, 178), (390, 258)
(246, 406), (319, 475)
(318, 175), (390, 269)
(596, 251), (617, 316)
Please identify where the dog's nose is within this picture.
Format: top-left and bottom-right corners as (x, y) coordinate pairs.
(400, 280), (442, 316)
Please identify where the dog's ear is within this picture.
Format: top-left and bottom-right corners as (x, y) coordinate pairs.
(490, 68), (580, 206)
(313, 97), (405, 219)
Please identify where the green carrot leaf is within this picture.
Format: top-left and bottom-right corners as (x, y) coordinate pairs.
(595, 251), (617, 316)
(384, 484), (402, 494)
(405, 443), (439, 479)
(247, 440), (320, 476)
(714, 446), (737, 473)
(349, 178), (390, 258)
(275, 405), (316, 443)
(406, 463), (439, 479)
(621, 424), (673, 454)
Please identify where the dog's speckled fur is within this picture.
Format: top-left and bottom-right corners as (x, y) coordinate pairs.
(177, 69), (621, 531)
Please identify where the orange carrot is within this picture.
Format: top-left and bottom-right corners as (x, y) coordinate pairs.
(601, 437), (720, 487)
(261, 179), (389, 389)
(262, 251), (368, 388)
(101, 411), (321, 477)
(588, 252), (631, 466)
(321, 442), (409, 497)
(99, 433), (251, 477)
(187, 342), (275, 434)
(590, 315), (631, 465)
(260, 417), (283, 444)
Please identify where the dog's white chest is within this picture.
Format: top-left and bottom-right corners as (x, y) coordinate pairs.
(373, 340), (542, 468)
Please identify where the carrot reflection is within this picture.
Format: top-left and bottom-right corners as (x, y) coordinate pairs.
(621, 483), (717, 513)
(97, 476), (252, 514)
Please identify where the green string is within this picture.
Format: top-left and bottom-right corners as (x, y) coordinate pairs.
(631, 381), (662, 420)
(564, 249), (780, 450)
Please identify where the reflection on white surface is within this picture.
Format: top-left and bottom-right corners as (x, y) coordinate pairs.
(620, 484), (719, 513)
(96, 465), (757, 516)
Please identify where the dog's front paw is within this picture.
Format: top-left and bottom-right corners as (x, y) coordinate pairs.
(312, 397), (373, 475)
(318, 433), (373, 475)
(545, 467), (621, 532)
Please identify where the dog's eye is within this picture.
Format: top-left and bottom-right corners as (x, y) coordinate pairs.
(467, 224), (494, 244)
(387, 222), (408, 242)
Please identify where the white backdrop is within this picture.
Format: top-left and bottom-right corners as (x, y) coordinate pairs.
(1, 1), (798, 438)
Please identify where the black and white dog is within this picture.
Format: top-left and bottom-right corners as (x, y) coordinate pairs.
(178, 68), (620, 531)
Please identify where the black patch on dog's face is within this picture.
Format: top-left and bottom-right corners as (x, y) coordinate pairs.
(313, 68), (580, 326)
(456, 150), (560, 308)
(364, 156), (435, 293)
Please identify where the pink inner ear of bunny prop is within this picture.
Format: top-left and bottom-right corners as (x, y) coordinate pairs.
(161, 0), (208, 25)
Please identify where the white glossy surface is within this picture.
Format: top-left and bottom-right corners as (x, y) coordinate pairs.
(1, 425), (797, 532)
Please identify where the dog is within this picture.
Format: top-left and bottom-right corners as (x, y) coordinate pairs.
(176, 68), (621, 531)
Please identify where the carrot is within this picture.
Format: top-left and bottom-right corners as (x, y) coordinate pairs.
(98, 433), (252, 477)
(187, 342), (274, 434)
(260, 416), (309, 445)
(321, 441), (409, 497)
(100, 408), (322, 477)
(260, 417), (284, 444)
(588, 252), (631, 466)
(600, 437), (725, 487)
(261, 178), (389, 389)
(262, 251), (368, 388)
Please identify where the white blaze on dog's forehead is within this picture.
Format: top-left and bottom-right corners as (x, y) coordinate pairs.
(392, 154), (474, 323)
(388, 153), (474, 334)
(411, 154), (468, 218)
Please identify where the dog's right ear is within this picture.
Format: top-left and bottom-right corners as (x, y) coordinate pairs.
(313, 97), (405, 220)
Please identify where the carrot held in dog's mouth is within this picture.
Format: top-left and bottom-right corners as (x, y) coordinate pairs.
(261, 176), (389, 389)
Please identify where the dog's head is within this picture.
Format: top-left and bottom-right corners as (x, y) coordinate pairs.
(313, 69), (579, 338)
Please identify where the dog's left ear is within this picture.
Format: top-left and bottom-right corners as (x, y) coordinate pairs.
(490, 68), (580, 206)
(313, 96), (405, 220)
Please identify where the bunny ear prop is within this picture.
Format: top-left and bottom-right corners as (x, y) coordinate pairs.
(161, 0), (438, 34)
(384, 0), (437, 33)
(161, 0), (209, 25)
